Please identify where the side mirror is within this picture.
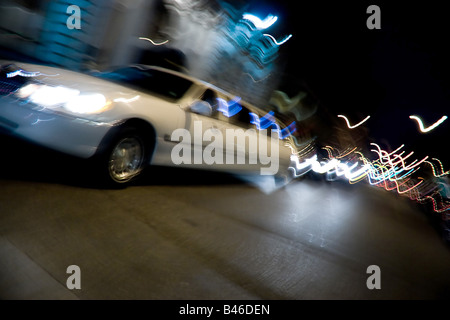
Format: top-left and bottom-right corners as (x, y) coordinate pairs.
(189, 100), (212, 116)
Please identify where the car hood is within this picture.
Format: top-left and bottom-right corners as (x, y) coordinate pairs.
(1, 61), (178, 122)
(1, 61), (139, 96)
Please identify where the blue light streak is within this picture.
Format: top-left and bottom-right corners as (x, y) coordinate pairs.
(6, 69), (42, 78)
(249, 111), (297, 139)
(242, 14), (278, 30)
(217, 97), (242, 118)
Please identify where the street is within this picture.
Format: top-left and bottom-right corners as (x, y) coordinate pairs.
(0, 135), (449, 300)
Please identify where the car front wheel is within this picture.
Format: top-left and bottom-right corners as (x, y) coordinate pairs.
(95, 126), (151, 187)
(108, 134), (146, 184)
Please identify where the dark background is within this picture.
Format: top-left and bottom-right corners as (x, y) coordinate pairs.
(241, 0), (449, 162)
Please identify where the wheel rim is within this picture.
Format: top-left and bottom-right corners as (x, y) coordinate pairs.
(108, 136), (145, 182)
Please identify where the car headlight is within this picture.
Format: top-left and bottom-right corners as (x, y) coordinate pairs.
(16, 84), (111, 114)
(64, 93), (111, 114)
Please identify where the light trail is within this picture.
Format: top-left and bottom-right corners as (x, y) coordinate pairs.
(409, 115), (448, 133)
(263, 34), (293, 46)
(288, 142), (448, 213)
(337, 114), (371, 129)
(139, 37), (169, 46)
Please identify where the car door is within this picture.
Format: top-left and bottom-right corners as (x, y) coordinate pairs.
(246, 107), (296, 176)
(219, 97), (261, 172)
(184, 88), (228, 168)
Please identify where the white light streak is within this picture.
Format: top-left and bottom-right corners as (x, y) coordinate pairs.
(409, 115), (448, 133)
(113, 95), (141, 104)
(139, 37), (169, 46)
(337, 114), (371, 129)
(263, 34), (292, 46)
(242, 14), (278, 30)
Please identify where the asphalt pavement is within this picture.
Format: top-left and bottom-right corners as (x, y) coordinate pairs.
(0, 134), (449, 300)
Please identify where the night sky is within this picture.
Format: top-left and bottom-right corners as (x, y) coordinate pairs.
(240, 0), (450, 161)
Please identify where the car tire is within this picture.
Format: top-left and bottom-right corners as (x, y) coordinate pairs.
(94, 126), (152, 188)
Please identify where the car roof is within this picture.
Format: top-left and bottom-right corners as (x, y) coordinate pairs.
(129, 64), (284, 120)
(131, 65), (257, 105)
(130, 64), (207, 86)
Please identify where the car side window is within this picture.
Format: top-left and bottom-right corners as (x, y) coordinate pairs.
(214, 94), (252, 128)
(96, 67), (193, 101)
(188, 88), (220, 117)
(201, 89), (218, 113)
(247, 110), (278, 138)
(228, 105), (252, 129)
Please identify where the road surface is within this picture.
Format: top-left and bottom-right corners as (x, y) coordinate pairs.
(0, 135), (449, 300)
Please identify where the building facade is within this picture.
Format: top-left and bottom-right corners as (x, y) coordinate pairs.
(0, 0), (294, 109)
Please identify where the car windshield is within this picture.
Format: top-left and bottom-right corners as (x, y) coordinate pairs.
(96, 66), (193, 100)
